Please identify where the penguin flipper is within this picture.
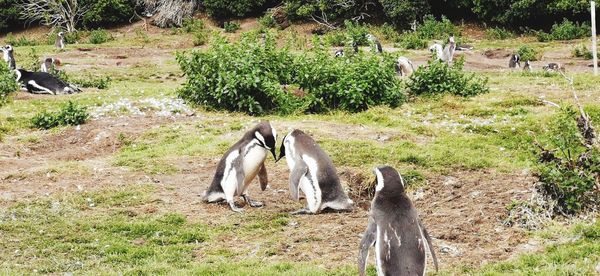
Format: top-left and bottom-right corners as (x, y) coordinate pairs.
(358, 217), (377, 276)
(258, 163), (268, 191)
(420, 220), (439, 272)
(289, 160), (308, 201)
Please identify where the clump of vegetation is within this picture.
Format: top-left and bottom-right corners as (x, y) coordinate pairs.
(535, 106), (600, 215)
(323, 30), (346, 47)
(258, 12), (277, 29)
(177, 33), (404, 115)
(485, 27), (514, 40)
(32, 101), (89, 129)
(416, 15), (459, 40)
(537, 19), (591, 42)
(88, 29), (113, 44)
(5, 33), (38, 46)
(20, 48), (41, 72)
(572, 44), (593, 60)
(181, 18), (208, 46)
(47, 30), (81, 45)
(0, 61), (18, 105)
(204, 0), (267, 18)
(398, 32), (427, 49)
(517, 45), (541, 61)
(223, 21), (241, 33)
(407, 57), (489, 97)
(344, 20), (370, 46)
(71, 75), (111, 89)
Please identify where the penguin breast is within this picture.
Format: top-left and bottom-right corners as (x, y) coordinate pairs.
(242, 140), (267, 184)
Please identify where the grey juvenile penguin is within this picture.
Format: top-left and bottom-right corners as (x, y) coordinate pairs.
(15, 69), (80, 95)
(40, 57), (56, 73)
(277, 129), (353, 214)
(203, 121), (277, 212)
(358, 166), (438, 276)
(55, 32), (65, 49)
(2, 45), (16, 70)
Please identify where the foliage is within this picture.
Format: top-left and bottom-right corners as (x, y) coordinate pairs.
(0, 0), (22, 32)
(5, 33), (38, 46)
(323, 30), (346, 46)
(88, 29), (113, 44)
(537, 19), (591, 42)
(181, 19), (209, 46)
(470, 0), (590, 27)
(536, 106), (600, 215)
(407, 57), (489, 97)
(177, 33), (404, 115)
(416, 15), (459, 40)
(223, 21), (241, 33)
(379, 0), (430, 28)
(343, 20), (370, 46)
(0, 61), (18, 105)
(258, 12), (277, 29)
(31, 101), (89, 129)
(47, 30), (81, 45)
(203, 0), (267, 18)
(485, 27), (514, 40)
(20, 47), (41, 72)
(572, 44), (593, 60)
(517, 45), (541, 62)
(398, 32), (427, 49)
(80, 0), (135, 27)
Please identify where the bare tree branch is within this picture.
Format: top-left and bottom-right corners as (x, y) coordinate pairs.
(136, 0), (198, 28)
(19, 0), (87, 32)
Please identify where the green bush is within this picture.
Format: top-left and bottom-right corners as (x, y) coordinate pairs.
(224, 21), (241, 33)
(88, 29), (113, 44)
(517, 45), (541, 61)
(204, 0), (267, 18)
(379, 23), (401, 42)
(177, 33), (404, 115)
(323, 30), (346, 47)
(407, 57), (489, 97)
(5, 33), (38, 46)
(0, 0), (22, 32)
(181, 19), (209, 46)
(81, 0), (135, 27)
(0, 61), (18, 105)
(258, 13), (277, 29)
(416, 15), (459, 40)
(536, 106), (600, 215)
(32, 101), (89, 129)
(19, 48), (41, 72)
(485, 27), (514, 40)
(47, 30), (81, 45)
(399, 32), (427, 49)
(537, 19), (591, 42)
(379, 0), (430, 27)
(572, 44), (593, 60)
(344, 20), (370, 46)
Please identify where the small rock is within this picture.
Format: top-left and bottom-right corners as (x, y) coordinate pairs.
(439, 244), (460, 256)
(412, 188), (425, 201)
(288, 221), (299, 227)
(595, 262), (600, 273)
(443, 176), (459, 187)
(469, 191), (481, 198)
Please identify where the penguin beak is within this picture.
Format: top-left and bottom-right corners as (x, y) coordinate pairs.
(270, 147), (276, 161)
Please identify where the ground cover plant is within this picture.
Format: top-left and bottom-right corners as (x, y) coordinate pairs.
(31, 101), (89, 129)
(407, 57), (489, 97)
(0, 60), (18, 105)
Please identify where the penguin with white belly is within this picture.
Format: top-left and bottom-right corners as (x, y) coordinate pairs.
(202, 121), (277, 212)
(277, 129), (353, 214)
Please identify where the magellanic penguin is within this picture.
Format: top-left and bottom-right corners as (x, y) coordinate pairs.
(396, 56), (415, 77)
(358, 166), (438, 276)
(429, 43), (444, 61)
(523, 60), (532, 72)
(366, 34), (383, 54)
(203, 121), (277, 212)
(40, 58), (56, 73)
(14, 69), (80, 95)
(509, 53), (521, 68)
(277, 129), (354, 214)
(442, 35), (456, 64)
(2, 45), (16, 70)
(55, 32), (65, 49)
(334, 49), (344, 58)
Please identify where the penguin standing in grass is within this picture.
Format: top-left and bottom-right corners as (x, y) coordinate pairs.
(55, 32), (65, 49)
(2, 45), (16, 70)
(14, 69), (80, 95)
(277, 129), (353, 214)
(40, 58), (57, 73)
(509, 54), (521, 68)
(366, 34), (383, 53)
(203, 121), (277, 212)
(358, 166), (438, 276)
(396, 56), (415, 77)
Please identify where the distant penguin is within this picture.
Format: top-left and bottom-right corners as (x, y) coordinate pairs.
(396, 56), (415, 77)
(443, 35), (456, 64)
(429, 43), (444, 61)
(358, 166), (438, 276)
(456, 44), (474, 51)
(543, 62), (564, 72)
(203, 121), (277, 212)
(523, 60), (532, 72)
(55, 32), (65, 49)
(334, 49), (344, 57)
(2, 45), (16, 70)
(14, 69), (80, 95)
(40, 58), (55, 73)
(366, 34), (383, 53)
(352, 41), (359, 53)
(277, 129), (354, 214)
(509, 54), (521, 68)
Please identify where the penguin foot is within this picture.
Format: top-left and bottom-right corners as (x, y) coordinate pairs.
(228, 201), (243, 212)
(242, 195), (264, 208)
(291, 208), (314, 215)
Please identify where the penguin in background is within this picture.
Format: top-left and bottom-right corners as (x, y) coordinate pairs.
(2, 45), (16, 70)
(277, 129), (354, 214)
(509, 54), (521, 68)
(55, 32), (65, 49)
(396, 56), (415, 77)
(15, 69), (80, 95)
(334, 49), (344, 57)
(40, 57), (58, 73)
(203, 121), (277, 212)
(443, 35), (456, 64)
(523, 60), (532, 72)
(358, 166), (438, 276)
(366, 34), (383, 53)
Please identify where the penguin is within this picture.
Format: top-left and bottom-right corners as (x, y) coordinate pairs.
(523, 60), (532, 72)
(2, 45), (16, 70)
(366, 34), (383, 53)
(14, 69), (80, 95)
(442, 35), (456, 64)
(358, 166), (438, 276)
(40, 58), (55, 73)
(543, 62), (564, 72)
(455, 44), (474, 51)
(202, 121), (277, 212)
(396, 56), (415, 77)
(429, 43), (444, 61)
(55, 32), (65, 49)
(277, 129), (354, 214)
(509, 54), (521, 68)
(352, 41), (359, 53)
(334, 49), (344, 57)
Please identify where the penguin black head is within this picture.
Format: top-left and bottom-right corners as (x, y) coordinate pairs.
(253, 121), (277, 160)
(4, 45), (13, 53)
(276, 133), (288, 162)
(373, 166), (406, 196)
(58, 32), (64, 37)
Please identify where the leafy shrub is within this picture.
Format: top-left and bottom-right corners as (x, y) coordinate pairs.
(407, 57), (489, 97)
(0, 61), (18, 105)
(71, 75), (111, 89)
(323, 30), (346, 47)
(181, 19), (209, 46)
(223, 21), (241, 33)
(416, 15), (459, 40)
(80, 0), (135, 27)
(88, 29), (113, 44)
(258, 13), (277, 29)
(399, 32), (427, 49)
(0, 0), (22, 32)
(536, 106), (600, 215)
(517, 45), (541, 61)
(537, 19), (591, 42)
(344, 20), (370, 46)
(19, 48), (41, 72)
(572, 44), (593, 60)
(379, 0), (430, 28)
(47, 30), (81, 45)
(379, 23), (401, 42)
(32, 101), (89, 129)
(5, 33), (38, 46)
(204, 0), (267, 18)
(485, 27), (514, 40)
(177, 33), (404, 115)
